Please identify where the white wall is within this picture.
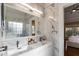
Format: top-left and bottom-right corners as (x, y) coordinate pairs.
(42, 4), (64, 56)
(54, 4), (64, 56)
(58, 4), (64, 56)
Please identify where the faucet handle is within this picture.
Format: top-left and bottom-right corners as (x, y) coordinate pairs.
(2, 46), (7, 51)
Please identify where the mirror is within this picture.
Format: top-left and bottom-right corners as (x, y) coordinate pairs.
(1, 3), (42, 50)
(4, 4), (41, 38)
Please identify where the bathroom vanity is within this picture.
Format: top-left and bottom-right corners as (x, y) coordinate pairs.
(5, 35), (51, 56)
(11, 42), (53, 56)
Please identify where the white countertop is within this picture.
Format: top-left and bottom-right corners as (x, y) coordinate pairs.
(7, 42), (45, 56)
(17, 42), (53, 56)
(7, 46), (28, 56)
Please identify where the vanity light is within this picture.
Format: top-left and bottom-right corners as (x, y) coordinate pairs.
(21, 3), (43, 15)
(33, 8), (43, 14)
(21, 3), (33, 10)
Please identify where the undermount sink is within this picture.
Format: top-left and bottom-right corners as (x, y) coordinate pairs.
(7, 42), (43, 56)
(7, 45), (29, 56)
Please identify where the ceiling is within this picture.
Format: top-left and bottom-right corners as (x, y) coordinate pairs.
(62, 3), (75, 8)
(64, 3), (79, 23)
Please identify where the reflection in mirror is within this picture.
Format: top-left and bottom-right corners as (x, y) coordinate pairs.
(32, 20), (35, 36)
(4, 5), (38, 38)
(3, 4), (42, 50)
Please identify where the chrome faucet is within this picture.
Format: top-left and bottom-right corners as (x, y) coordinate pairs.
(0, 46), (8, 56)
(0, 46), (7, 51)
(16, 40), (19, 49)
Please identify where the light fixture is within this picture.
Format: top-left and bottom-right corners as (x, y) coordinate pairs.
(72, 3), (79, 13)
(21, 3), (33, 10)
(21, 3), (43, 15)
(72, 9), (76, 12)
